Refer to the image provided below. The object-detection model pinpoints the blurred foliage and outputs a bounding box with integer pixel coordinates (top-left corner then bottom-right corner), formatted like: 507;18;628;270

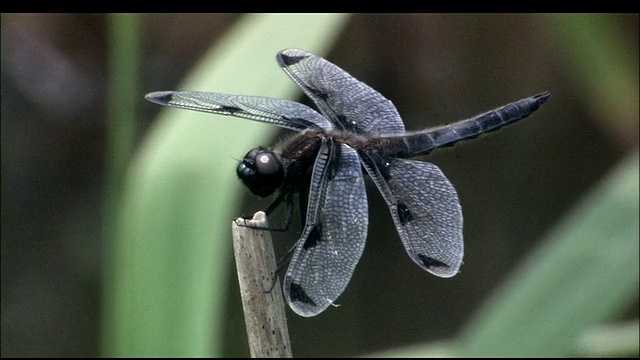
545;14;638;145
456;149;638;357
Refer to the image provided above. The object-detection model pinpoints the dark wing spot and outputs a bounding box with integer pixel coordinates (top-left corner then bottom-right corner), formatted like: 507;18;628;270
303;223;323;250
307;87;328;101
417;254;450;269
287;278;316;306
397;202;414;225
282;116;319;129
218;105;242;114
278;54;307;66
145;91;173;105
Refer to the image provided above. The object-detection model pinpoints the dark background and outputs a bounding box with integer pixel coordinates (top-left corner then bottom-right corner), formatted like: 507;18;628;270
1;13;638;357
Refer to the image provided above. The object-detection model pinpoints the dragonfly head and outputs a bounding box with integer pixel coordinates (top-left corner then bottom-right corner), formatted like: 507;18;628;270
236;147;285;198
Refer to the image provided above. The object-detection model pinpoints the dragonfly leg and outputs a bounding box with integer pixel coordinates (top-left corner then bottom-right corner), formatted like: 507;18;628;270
264;240;297;293
235;191;294;232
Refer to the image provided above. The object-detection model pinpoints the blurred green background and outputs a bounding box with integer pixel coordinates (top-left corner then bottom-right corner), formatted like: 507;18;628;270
1;13;638;357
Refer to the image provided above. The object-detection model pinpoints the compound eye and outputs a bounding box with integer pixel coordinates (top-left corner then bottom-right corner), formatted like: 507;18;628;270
236;162;255;178
254;152;280;176
236;148;285;198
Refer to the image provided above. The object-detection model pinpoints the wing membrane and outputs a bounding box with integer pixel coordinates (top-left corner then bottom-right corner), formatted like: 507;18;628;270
284;142;368;317
145;90;333;131
360;152;463;277
276;49;405;135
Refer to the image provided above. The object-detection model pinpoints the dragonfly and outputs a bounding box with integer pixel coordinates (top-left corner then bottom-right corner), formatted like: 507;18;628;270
145;48;550;317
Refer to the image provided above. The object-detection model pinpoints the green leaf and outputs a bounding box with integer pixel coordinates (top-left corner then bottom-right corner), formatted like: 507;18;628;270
457;149;639;357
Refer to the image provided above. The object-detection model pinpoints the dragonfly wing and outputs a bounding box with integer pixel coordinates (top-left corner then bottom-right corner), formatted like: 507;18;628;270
145;90;333;131
360;152;463;277
276;48;405;135
284;142;368;317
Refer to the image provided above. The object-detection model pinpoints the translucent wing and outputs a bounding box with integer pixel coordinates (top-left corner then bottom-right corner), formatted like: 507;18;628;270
360;153;463;277
145;90;333;131
276;48;406;135
284;142;368;317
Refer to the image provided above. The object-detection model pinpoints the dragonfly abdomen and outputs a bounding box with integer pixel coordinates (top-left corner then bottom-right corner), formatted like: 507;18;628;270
375;92;550;158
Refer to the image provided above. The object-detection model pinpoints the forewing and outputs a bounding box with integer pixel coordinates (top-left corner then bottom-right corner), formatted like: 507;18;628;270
284;143;368;317
276;48;405;135
145;90;333;131
360;153;463;277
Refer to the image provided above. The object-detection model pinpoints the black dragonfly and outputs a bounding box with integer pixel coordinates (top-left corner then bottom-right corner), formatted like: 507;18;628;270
145;48;550;317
